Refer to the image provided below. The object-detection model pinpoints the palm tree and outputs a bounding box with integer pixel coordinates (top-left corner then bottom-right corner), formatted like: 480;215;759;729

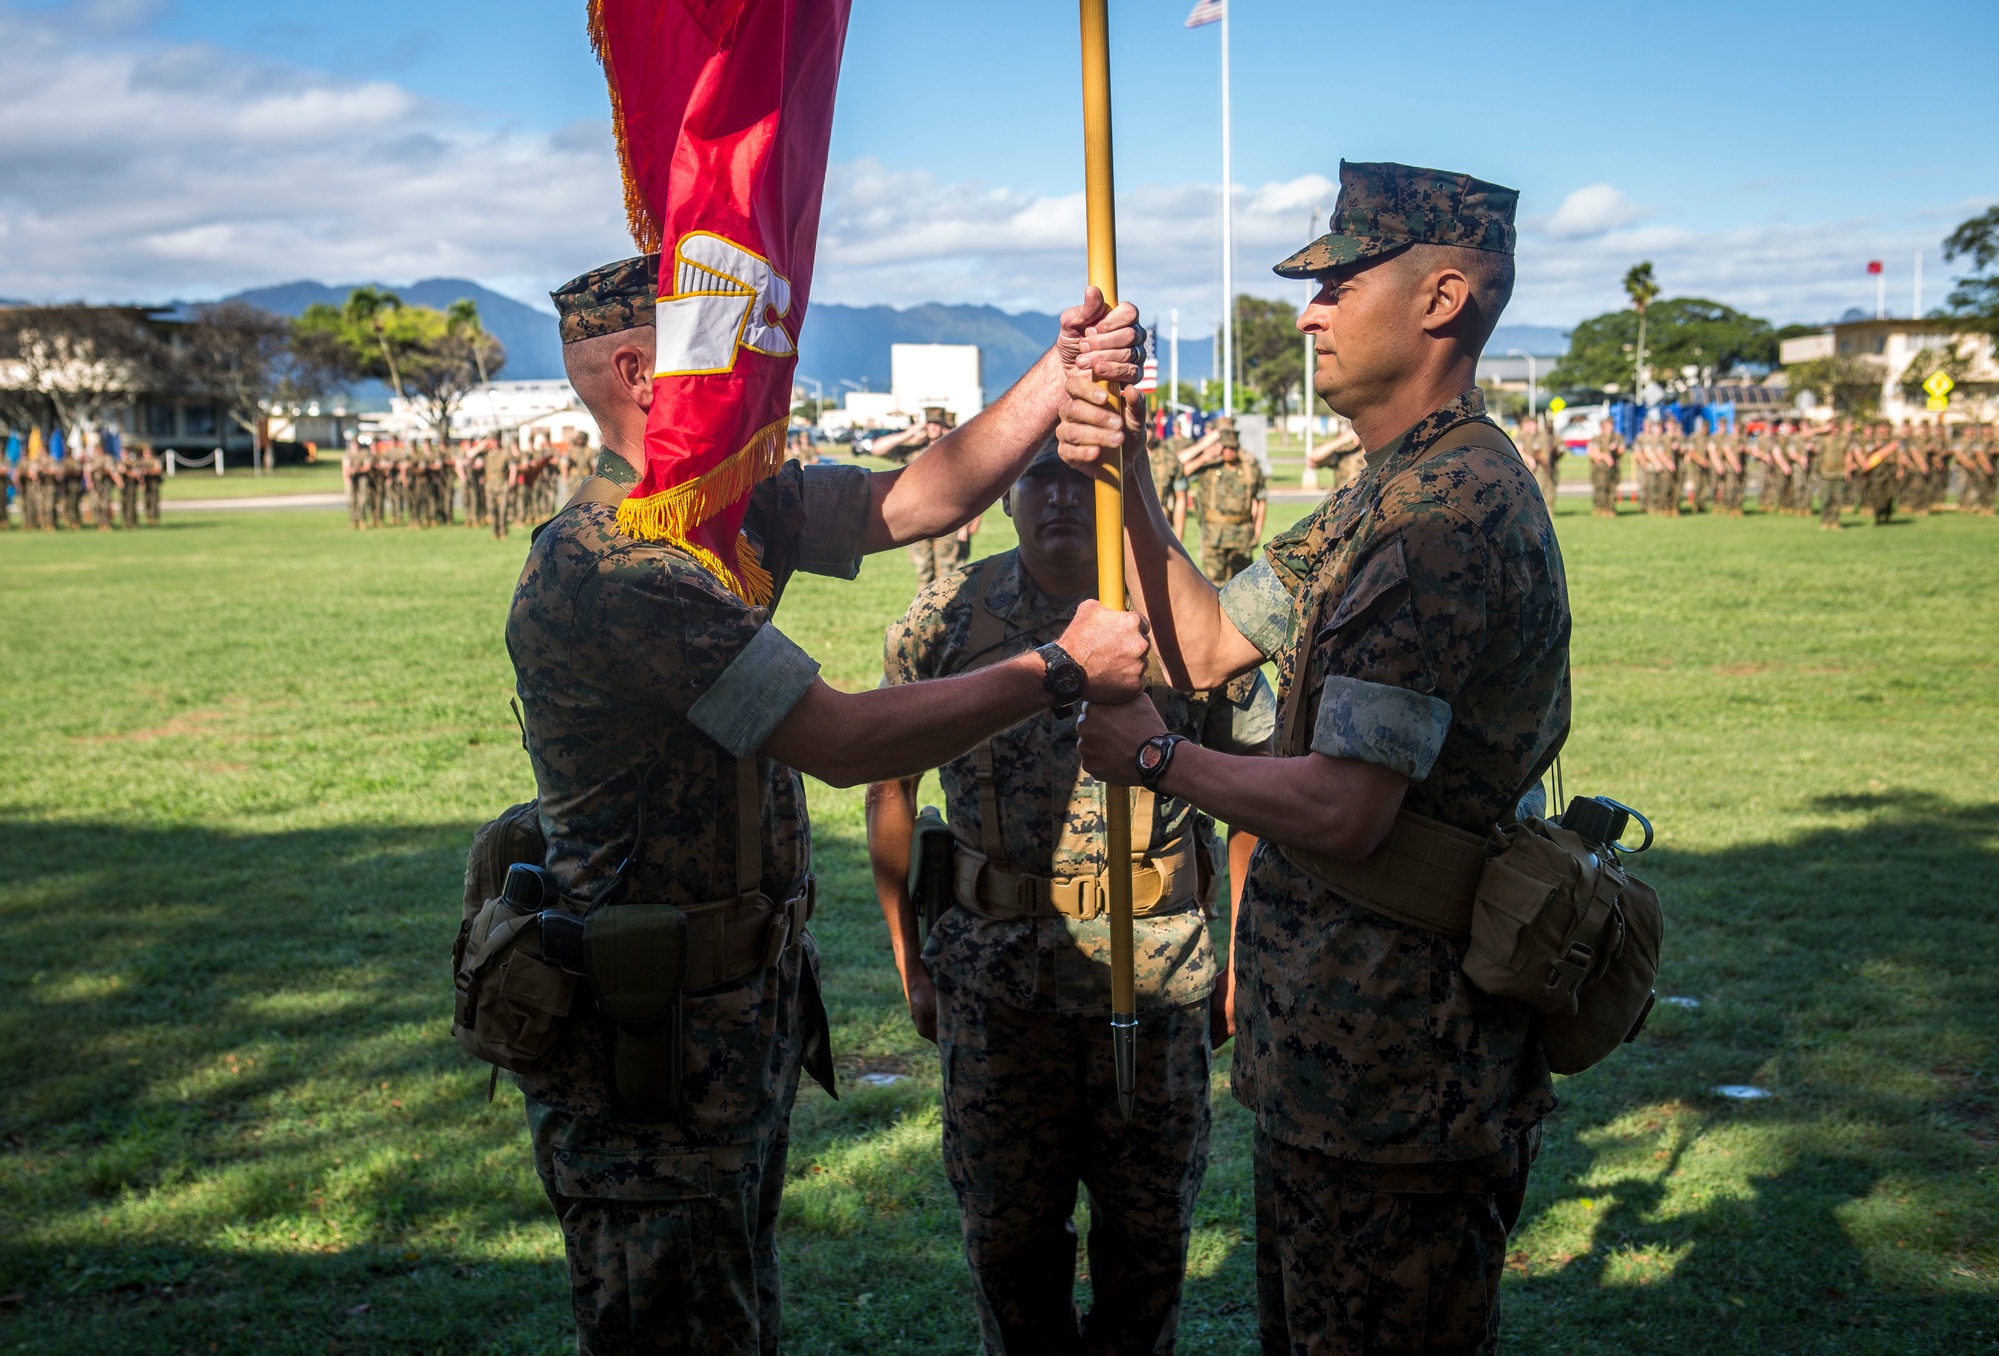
1623;262;1660;403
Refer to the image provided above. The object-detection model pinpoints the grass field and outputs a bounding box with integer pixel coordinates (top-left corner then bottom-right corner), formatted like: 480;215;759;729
1;492;1995;1354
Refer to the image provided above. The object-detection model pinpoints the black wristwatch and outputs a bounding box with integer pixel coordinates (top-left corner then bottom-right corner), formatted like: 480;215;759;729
1035;642;1086;716
1134;733;1187;789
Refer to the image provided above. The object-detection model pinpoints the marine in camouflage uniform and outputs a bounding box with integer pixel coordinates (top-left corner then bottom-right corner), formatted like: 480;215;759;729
1814;421;1849;529
872;448;1277;1356
1957;424;1995;514
874;410;978;588
1713;425;1746;515
512;255;1148;1356
1068;161;1567;1356
1516;415;1559;507
1186;435;1266;584
1586;420;1622;516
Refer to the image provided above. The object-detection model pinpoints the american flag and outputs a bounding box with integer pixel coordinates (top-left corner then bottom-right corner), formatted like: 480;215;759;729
1185;0;1224;28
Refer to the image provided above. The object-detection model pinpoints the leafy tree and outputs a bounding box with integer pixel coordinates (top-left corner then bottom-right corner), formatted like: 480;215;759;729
1550;296;1777;395
177;301;335;464
1785;355;1881;415
1941;205;1999;335
1234;294;1302;416
295;290;504;441
0;305;164;437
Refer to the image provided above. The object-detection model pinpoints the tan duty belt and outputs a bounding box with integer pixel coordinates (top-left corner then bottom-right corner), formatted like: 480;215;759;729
1268;419;1533;938
940;555;1196;925
951;837;1198;923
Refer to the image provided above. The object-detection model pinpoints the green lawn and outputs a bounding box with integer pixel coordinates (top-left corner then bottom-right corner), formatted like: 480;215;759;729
1;494;1995;1353
158;462;346;500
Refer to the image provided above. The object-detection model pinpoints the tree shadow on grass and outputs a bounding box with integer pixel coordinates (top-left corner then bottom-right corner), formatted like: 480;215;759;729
3;793;1996;1353
1504;790;1999;1353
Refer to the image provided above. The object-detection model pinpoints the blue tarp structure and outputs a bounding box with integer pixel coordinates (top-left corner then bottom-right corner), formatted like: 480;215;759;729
49;429;65;460
4;433;18;465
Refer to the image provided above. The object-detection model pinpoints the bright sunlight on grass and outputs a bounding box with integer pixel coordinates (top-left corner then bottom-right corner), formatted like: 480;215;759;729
1;491;1995;1353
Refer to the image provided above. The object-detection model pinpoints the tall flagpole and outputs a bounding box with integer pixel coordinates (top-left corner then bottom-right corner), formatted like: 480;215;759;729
1219;0;1234;419
1078;0;1138;1119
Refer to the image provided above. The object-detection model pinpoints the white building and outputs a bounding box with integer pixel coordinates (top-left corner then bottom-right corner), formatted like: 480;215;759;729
376;378;583;440
1781;319;1998;422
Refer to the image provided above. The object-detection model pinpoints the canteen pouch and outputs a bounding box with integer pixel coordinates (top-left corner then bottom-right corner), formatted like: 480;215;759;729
452;861;578;1074
1464;817;1663;1076
585;904;690;1122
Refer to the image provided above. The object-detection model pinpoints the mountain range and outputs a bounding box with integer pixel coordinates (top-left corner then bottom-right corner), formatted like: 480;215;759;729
217;277;1572;404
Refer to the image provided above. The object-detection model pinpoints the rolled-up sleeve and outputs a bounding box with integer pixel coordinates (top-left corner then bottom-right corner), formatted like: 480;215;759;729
796;463;871;579
687;622;821;757
1218;557;1292;659
1310;675;1451;780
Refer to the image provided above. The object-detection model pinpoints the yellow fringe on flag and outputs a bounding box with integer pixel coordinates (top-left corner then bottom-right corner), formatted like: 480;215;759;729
616;417;788;605
587;0;662;254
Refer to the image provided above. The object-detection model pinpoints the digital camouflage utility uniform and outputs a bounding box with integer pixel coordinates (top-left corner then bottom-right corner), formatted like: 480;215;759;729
1586;428;1622;516
884;548;1276;1356
1216;384;1568;1356
1188;453;1266;584
508;420;872;1348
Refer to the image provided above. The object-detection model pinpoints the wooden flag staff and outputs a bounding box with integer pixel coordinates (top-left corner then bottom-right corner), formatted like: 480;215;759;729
1078;0;1137;1119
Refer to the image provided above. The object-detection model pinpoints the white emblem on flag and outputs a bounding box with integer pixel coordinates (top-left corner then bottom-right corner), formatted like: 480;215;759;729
1185;0;1224;28
655;231;796;378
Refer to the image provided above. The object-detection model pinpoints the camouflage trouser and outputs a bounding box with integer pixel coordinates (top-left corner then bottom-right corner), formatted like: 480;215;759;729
936;978;1213;1356
1867;469;1897;524
1588;461;1617;515
1199;526;1256;586
1688;465;1714;512
1815;474;1844;526
527;1097;794;1356
1716;469;1745;514
909;535;970;588
1252;1129;1532;1356
143;482;160;525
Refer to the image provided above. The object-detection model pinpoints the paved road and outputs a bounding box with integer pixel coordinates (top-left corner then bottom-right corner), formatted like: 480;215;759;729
162;494;347;511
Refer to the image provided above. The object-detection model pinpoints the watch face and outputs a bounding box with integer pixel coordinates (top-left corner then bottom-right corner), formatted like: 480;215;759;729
1138;742;1164;771
1053;666;1084;698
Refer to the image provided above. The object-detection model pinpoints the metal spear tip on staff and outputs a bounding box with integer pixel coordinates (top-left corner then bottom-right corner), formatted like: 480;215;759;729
1077;0;1137;1120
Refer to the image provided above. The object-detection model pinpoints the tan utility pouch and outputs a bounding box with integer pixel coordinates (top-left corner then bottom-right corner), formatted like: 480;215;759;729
451;802;574;1074
1466;820;1662;1075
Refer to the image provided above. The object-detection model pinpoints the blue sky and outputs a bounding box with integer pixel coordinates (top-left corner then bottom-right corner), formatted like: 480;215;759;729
3;0;1994;332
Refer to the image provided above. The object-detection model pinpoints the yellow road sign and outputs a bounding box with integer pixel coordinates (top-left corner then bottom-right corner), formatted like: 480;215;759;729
1927;393;1949;412
1549;396;1567;413
1922;370;1954;399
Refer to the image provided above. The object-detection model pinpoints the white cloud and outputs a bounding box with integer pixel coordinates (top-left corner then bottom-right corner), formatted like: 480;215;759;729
0;5;1972;336
0;3;630;307
1533;183;1654;240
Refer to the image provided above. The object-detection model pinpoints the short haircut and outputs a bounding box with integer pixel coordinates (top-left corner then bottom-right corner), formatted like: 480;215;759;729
1395;243;1515;356
562;325;654;423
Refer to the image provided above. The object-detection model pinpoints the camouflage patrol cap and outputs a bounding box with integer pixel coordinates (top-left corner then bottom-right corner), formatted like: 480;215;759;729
1274;160;1518;280
550;254;660;343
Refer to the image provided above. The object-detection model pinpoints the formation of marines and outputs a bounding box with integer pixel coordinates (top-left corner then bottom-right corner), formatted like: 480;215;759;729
497;158;1569;1356
1579;416;1997;527
339;433;595;537
6;438;162;530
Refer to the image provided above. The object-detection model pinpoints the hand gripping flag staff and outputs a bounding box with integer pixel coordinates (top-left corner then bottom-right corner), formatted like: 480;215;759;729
589;0;852;604
1077;0;1139;1119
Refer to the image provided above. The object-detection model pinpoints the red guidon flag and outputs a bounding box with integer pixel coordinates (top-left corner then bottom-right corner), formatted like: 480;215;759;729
589;0;851;603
